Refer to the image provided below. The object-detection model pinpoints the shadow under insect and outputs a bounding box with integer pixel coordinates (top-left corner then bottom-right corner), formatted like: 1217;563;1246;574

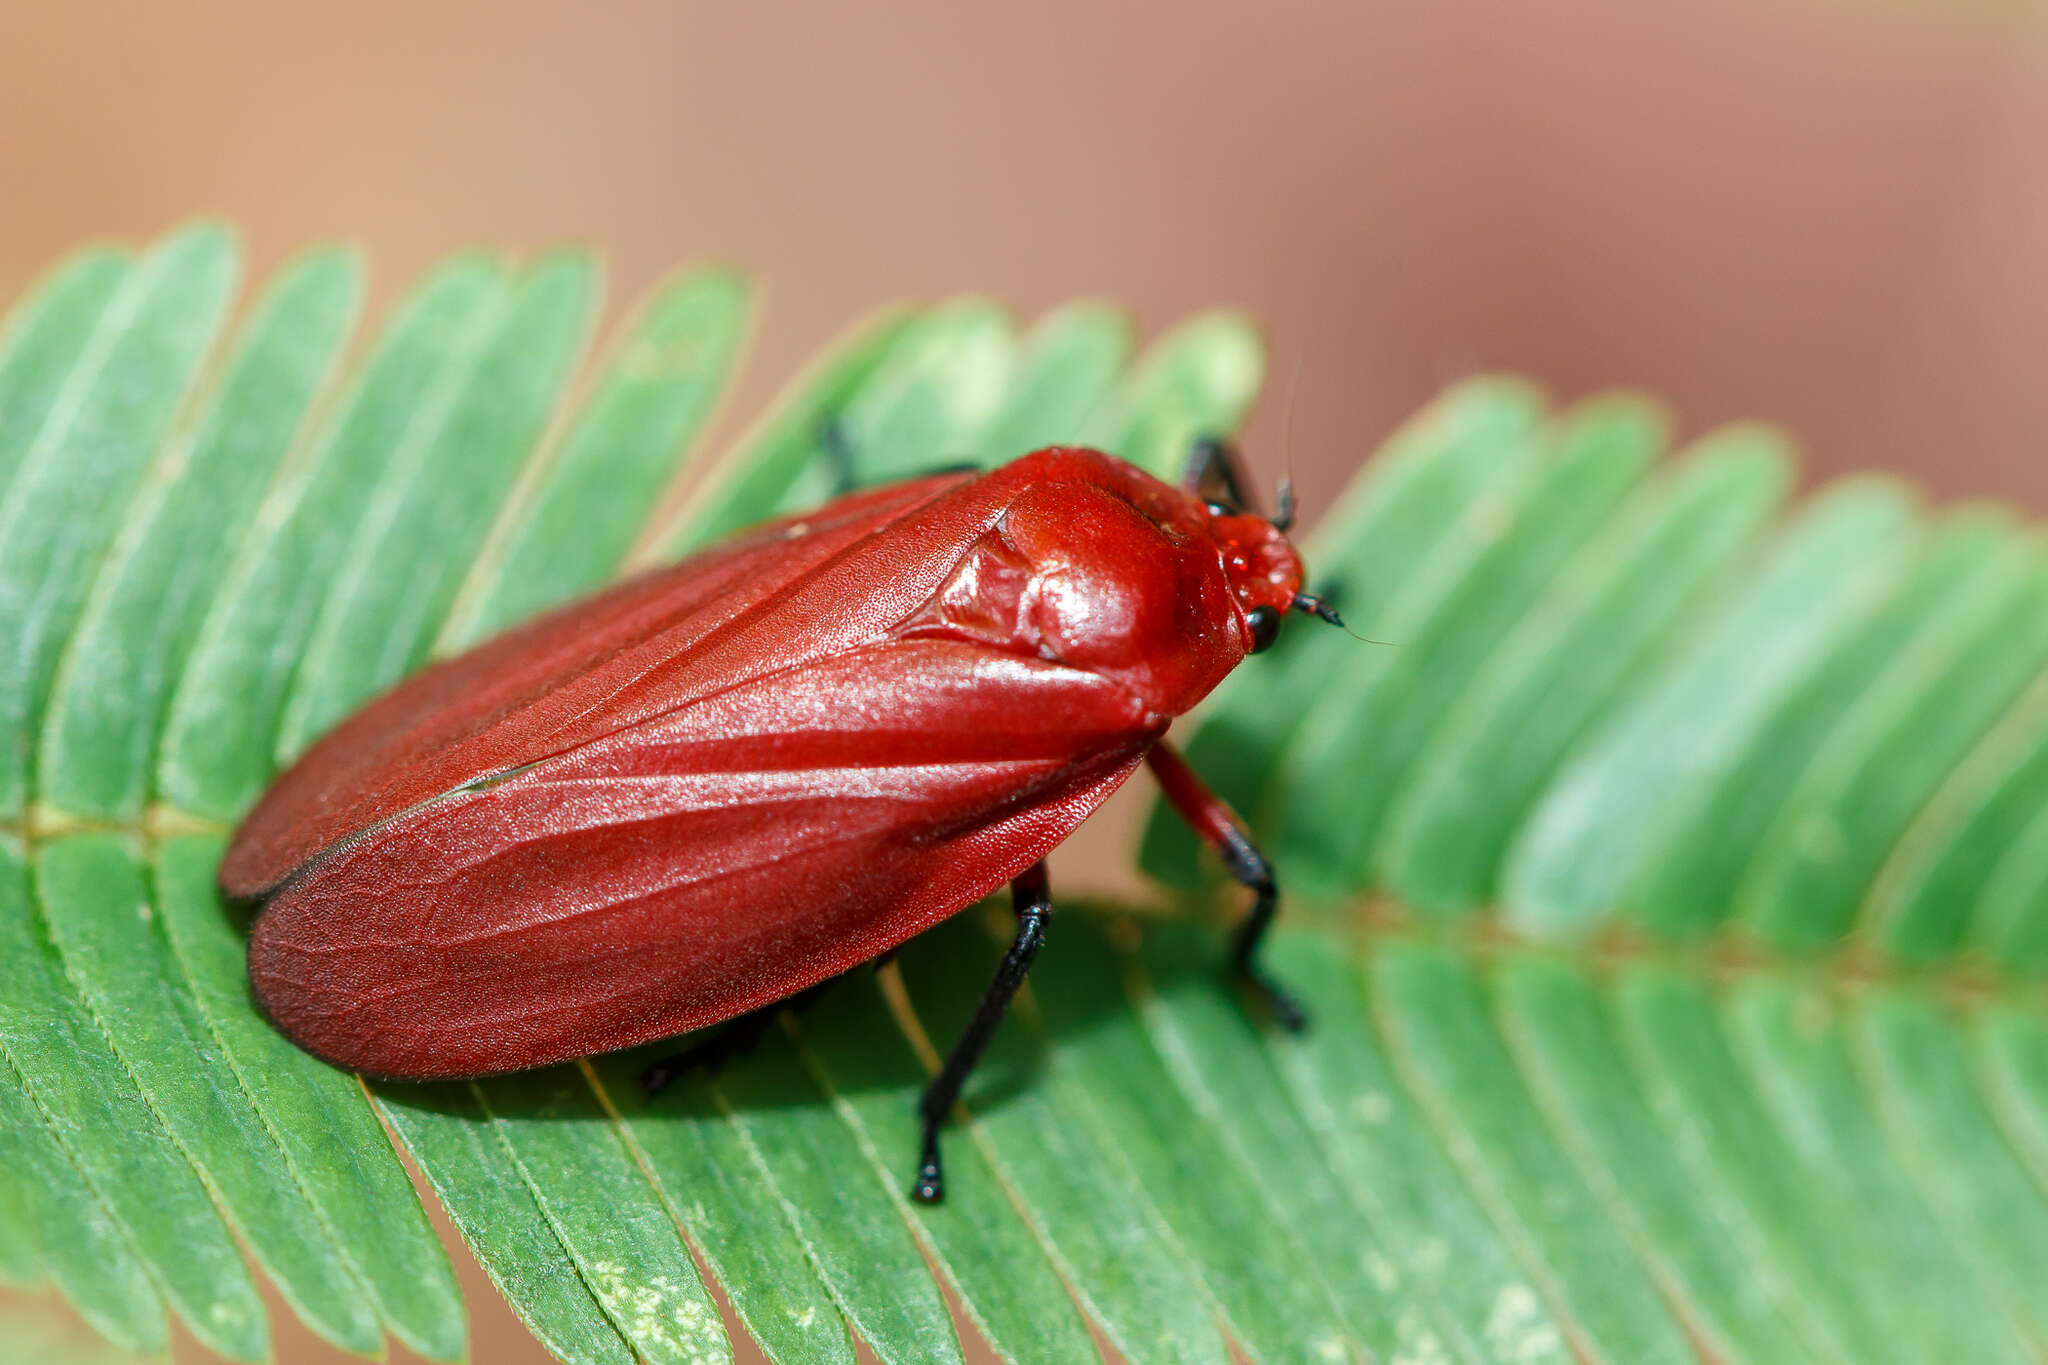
369;902;1249;1198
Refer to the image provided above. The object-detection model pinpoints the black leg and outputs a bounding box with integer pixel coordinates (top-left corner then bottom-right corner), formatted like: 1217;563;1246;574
820;417;861;497
821;416;985;498
1180;434;1260;518
1144;744;1308;1032
639;978;836;1097
1214;825;1307;1032
912;862;1052;1204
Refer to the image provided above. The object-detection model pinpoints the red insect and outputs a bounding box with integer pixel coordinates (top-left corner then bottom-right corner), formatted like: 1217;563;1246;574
224;440;1341;1200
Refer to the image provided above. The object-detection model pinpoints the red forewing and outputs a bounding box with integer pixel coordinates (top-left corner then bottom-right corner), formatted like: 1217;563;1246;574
248;639;1157;1076
222;470;977;899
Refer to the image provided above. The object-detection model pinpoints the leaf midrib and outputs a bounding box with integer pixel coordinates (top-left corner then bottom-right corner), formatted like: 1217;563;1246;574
13;796;2040;1016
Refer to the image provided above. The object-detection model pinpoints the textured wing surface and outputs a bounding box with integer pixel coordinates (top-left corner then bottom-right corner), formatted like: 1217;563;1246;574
249;639;1159;1076
221;472;979;897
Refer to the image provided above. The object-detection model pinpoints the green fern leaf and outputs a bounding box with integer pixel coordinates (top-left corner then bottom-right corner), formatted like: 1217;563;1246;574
5;225;2048;1365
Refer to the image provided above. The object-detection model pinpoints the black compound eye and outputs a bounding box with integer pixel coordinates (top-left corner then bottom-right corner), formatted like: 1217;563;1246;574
1245;605;1282;653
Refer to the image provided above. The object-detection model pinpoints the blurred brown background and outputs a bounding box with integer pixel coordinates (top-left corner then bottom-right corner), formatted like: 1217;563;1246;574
5;1;2047;1361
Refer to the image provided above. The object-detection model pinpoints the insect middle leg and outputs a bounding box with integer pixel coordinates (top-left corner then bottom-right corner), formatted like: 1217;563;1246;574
1145;743;1308;1031
912;861;1052;1204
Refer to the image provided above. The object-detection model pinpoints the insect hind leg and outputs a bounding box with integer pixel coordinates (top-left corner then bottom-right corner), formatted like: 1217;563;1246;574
820;416;983;496
639;978;836;1097
820;417;863;497
912;862;1052;1204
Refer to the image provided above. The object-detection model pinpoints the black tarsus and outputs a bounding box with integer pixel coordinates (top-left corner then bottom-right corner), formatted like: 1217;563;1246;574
1215;825;1308;1032
912;862;1053;1204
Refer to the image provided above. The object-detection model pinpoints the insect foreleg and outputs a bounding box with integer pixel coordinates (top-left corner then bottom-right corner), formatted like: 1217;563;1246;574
1144;744;1308;1032
1180;434;1252;513
911;861;1052;1204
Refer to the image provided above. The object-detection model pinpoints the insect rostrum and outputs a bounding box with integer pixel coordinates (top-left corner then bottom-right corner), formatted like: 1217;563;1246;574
225;441;1336;1201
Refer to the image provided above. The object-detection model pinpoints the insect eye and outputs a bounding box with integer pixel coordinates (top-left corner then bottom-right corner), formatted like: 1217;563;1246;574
1245;605;1282;653
1205;499;1235;519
